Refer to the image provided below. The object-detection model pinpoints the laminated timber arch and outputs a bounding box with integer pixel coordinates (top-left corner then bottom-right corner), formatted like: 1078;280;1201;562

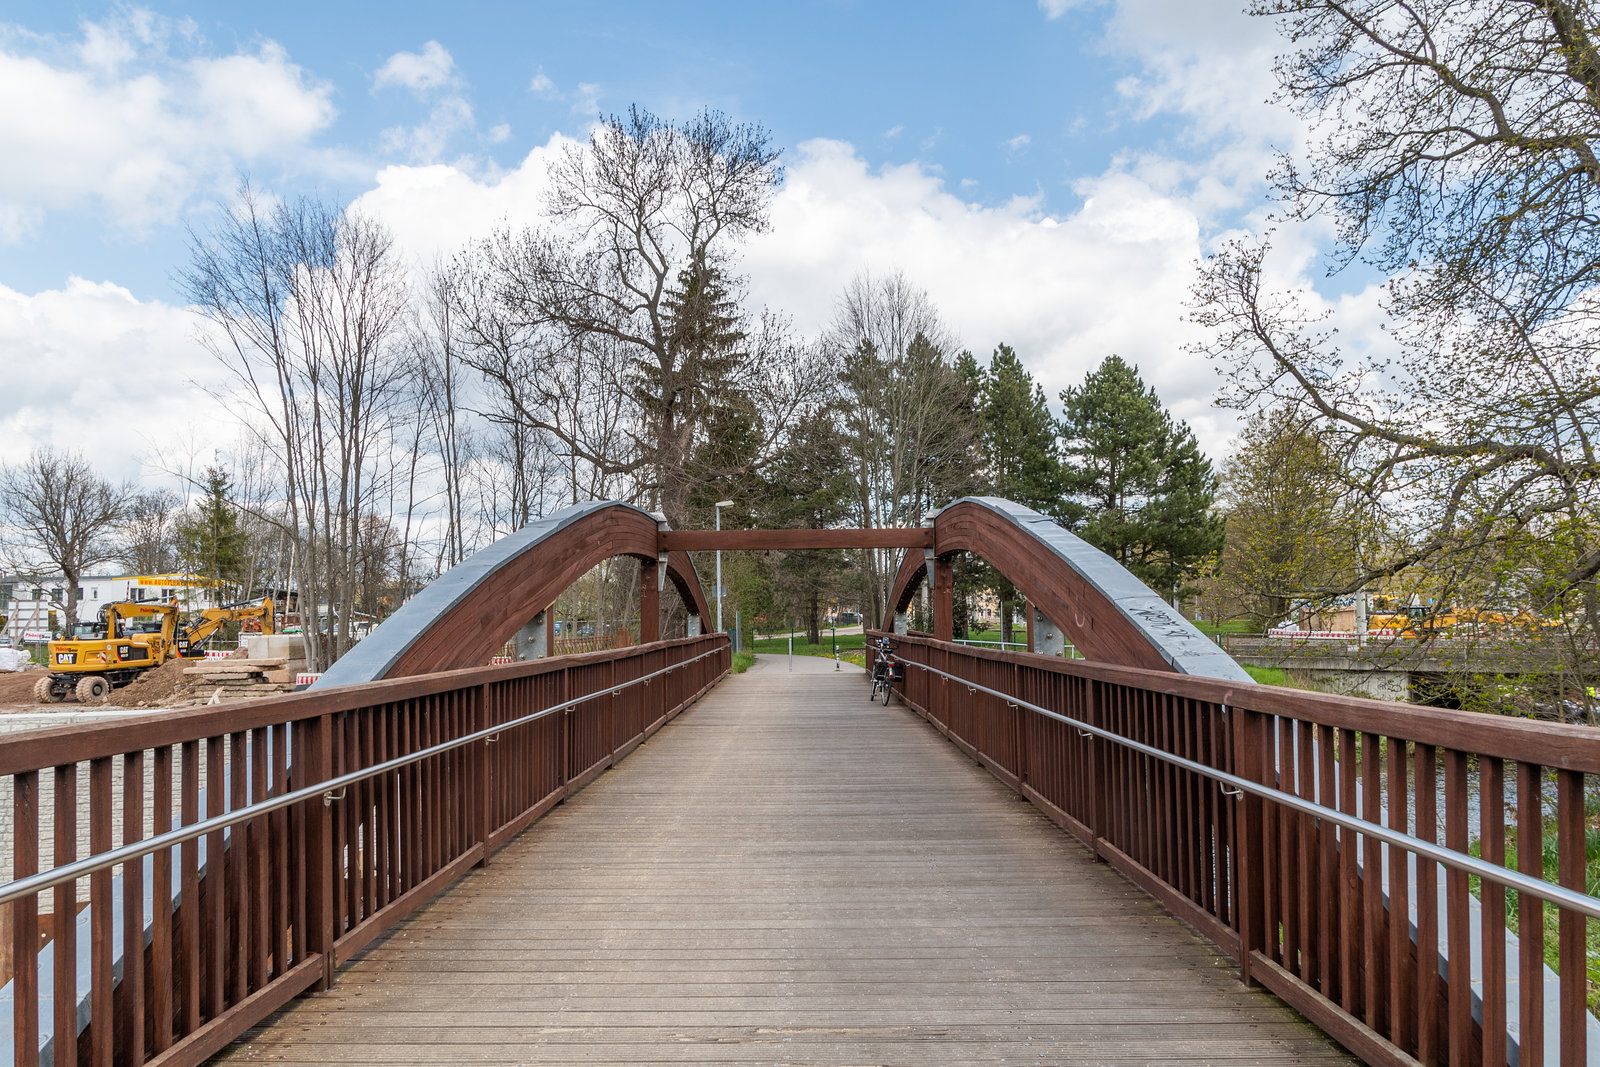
318;501;714;687
886;496;1250;682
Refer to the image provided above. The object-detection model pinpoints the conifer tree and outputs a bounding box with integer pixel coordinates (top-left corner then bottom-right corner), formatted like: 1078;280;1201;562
971;344;1062;641
177;466;248;606
1058;356;1222;597
981;344;1061;510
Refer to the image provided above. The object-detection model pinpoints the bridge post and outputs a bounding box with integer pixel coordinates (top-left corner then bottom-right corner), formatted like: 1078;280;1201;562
893;611;908;636
687;614;701;637
1032;607;1065;657
640;559;660;643
515;609;550;660
932;556;953;642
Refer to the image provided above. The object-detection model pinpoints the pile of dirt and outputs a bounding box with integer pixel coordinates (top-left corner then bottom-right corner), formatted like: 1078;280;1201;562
0;668;45;705
114;658;194;706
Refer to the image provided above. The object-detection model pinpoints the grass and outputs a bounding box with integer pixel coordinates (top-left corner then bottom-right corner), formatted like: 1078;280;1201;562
1245;665;1294;686
731;651;754;674
1194;619;1258;638
749;633;867;668
751;633;865;656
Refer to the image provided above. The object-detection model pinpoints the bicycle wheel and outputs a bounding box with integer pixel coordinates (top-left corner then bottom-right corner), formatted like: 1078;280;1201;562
879;671;893;705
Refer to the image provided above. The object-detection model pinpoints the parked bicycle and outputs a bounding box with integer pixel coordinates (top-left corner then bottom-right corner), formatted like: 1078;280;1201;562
869;636;900;705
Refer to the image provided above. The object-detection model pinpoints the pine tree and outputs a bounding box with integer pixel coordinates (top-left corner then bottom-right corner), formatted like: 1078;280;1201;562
177;466;248;606
980;344;1061;511
639;255;749;523
1058;355;1222;597
971;344;1062;641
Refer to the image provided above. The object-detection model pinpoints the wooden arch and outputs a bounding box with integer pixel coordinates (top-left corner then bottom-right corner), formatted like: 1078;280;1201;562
319;501;714;685
884;497;1249;681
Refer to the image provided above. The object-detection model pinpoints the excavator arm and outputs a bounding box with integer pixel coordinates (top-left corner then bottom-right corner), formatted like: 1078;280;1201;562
181;598;276;653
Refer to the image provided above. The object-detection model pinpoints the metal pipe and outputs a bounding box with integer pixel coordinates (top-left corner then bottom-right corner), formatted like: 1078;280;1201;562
0;643;728;906
904;656;1600;921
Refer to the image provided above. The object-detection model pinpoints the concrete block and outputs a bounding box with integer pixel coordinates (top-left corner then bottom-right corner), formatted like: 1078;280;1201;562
246;634;307;661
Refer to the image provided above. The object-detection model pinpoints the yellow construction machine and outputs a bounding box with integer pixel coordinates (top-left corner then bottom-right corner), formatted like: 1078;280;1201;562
36;597;275;704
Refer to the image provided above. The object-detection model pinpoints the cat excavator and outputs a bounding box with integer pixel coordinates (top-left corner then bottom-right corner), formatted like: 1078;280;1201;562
36;597;275;704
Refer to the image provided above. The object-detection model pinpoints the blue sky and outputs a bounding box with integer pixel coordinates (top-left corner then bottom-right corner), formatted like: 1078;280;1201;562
0;1;1362;479
2;1;1166;300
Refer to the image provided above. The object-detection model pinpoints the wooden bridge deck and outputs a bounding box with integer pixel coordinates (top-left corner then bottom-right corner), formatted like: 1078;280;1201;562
218;660;1353;1065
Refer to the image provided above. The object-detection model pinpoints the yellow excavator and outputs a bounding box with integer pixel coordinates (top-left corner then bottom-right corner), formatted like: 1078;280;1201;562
36;597;275;704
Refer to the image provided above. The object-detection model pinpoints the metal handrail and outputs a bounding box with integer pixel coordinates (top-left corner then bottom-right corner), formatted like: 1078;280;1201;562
900;657;1600;922
0;644;727;907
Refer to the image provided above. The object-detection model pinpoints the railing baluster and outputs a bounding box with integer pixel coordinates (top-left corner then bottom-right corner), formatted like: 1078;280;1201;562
1445;748;1472;1064
1360;731;1384;1026
1515;759;1544;1066
1557;769;1587;1063
89;756;112;1067
1388;735;1412;1050
1415;743;1440;1064
120;750;145;1066
204;735;225;1021
152;745;173;1052
229;731;249;1006
1338;727;1361;1016
1481;756;1507;1067
1317;722;1337;998
54;763;77;1067
250;727;270;992
1296;720;1315;982
13;769;39;1067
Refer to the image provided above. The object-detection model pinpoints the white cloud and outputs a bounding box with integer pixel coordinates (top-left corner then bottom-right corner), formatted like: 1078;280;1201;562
528;68;555;94
572;82;601;116
0;11;334;240
374;41;457;94
347;134;1247;456
0;278;229;481
883;124;904;139
381;96;476;163
742;139;1240;447
1006;133;1031;153
1038;0;1081;17
486;123;511;144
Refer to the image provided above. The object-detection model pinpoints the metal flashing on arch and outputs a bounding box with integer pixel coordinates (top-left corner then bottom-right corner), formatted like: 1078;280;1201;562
889;496;1252;683
317;501;712;688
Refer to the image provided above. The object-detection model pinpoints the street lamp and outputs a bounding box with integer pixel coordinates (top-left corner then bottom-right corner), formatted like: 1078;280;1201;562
714;500;735;634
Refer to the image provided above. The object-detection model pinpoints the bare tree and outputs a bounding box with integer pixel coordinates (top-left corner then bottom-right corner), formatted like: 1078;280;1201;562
1193;0;1600;712
410;262;479;567
455;108;793;523
119;488;182;574
830;271;980;621
183;185;411;668
0;449;135;631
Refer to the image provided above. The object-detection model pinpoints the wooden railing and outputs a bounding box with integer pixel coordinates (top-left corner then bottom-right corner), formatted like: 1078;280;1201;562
873;631;1600;1067
1;633;730;1067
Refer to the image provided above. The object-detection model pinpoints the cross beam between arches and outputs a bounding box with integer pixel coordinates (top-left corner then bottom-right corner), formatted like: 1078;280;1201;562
659;528;933;551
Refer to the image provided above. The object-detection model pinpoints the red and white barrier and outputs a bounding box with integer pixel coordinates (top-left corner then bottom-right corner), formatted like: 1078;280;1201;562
490;655;514;664
203;650;234;660
295;673;321;686
1266;628;1400;640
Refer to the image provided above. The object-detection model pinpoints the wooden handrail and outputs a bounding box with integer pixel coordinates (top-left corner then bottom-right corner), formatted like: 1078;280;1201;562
2;634;731;1067
874;629;1600;1066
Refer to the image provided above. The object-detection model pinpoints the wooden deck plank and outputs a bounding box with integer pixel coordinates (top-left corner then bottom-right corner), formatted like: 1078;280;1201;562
216;668;1354;1065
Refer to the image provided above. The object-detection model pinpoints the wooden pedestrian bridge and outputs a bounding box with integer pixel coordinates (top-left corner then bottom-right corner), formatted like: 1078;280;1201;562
2;498;1597;1066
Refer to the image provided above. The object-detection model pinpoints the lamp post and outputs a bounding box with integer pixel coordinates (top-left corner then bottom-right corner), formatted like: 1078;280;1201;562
714;500;734;633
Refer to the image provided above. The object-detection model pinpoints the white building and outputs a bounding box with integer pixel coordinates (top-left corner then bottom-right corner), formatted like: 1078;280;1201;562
0;572;216;642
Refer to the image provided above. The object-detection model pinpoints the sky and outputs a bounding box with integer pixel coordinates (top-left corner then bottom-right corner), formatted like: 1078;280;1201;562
0;0;1375;484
